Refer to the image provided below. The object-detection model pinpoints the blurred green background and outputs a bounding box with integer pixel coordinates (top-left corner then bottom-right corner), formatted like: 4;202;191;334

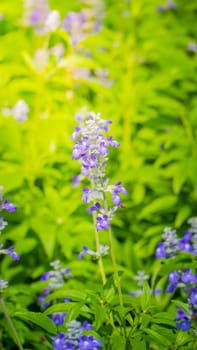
0;0;196;293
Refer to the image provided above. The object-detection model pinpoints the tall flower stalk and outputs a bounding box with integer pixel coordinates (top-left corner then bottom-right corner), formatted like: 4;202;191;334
72;109;127;306
0;187;23;350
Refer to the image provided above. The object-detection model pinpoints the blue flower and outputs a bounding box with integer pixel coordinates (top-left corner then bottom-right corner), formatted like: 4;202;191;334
96;214;110;231
49;312;66;326
189;288;197;307
78;246;89;260
79;335;102;349
5;246;20;260
175;307;191;331
2;199;17;212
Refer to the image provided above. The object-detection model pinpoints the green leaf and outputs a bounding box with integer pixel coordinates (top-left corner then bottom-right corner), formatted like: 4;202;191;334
93;304;107;330
144;328;171;347
66;302;85;322
45;289;87;302
175;205;191;228
152;312;175;327
111;335;126;350
14;311;57;335
139;195;178;218
140;281;151;310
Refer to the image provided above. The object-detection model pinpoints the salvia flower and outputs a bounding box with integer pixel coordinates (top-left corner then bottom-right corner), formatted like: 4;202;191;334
78;244;109;260
23;0;50;34
52;320;102;350
4;246;20;261
0;279;8;291
2;198;17;213
38;260;72;310
175;306;191;331
12;100;29;123
129;270;161;297
156;218;197;330
155;227;179;259
72;109;127;232
0;189;19;259
49;312;66;326
62;11;87;45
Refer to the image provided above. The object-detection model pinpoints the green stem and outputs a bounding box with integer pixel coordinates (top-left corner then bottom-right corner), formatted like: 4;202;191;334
107;224;123;307
103;196;123;307
90;179;106;285
0;297;24;350
92;210;107;285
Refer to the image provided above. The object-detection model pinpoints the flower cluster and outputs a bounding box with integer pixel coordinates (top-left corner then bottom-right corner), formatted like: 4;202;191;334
155;219;197;259
157;0;178;13
72;109;127;232
0;187;19;293
62;12;87;45
128;271;161;297
38;260;71;325
0;187;19;263
52;320;102;350
156;218;197;331
23;0;50;33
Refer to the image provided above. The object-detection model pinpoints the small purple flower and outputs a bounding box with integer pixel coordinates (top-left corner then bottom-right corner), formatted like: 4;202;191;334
40;272;50;281
78;246;89;260
29;8;40;25
96;214;110;231
175;307;191;331
72;175;81;187
79;335;102;350
62;11;87;45
82;188;91;203
168;271;179;285
128;290;142;297
5;246;20;261
52;332;66;350
81;321;93;331
189;288;197;306
71;126;81;141
155;242;166;258
181;269;194;284
49;312;66;326
3;199;17;212
107;136;119;147
87;202;101;214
